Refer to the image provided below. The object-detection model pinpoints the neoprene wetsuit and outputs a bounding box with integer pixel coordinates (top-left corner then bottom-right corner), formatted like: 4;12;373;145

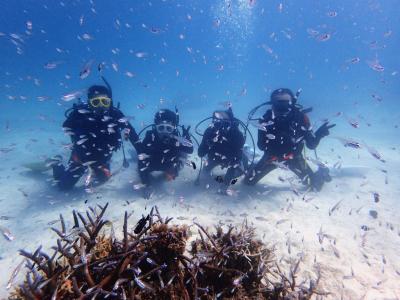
244;107;326;190
53;104;139;190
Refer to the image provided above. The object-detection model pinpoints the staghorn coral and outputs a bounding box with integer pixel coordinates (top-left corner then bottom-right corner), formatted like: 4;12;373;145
9;204;328;299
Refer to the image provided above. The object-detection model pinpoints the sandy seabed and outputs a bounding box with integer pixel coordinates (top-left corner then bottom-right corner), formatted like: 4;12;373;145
0;127;399;299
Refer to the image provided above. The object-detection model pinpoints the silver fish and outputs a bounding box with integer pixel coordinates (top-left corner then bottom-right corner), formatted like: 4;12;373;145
76;138;88;145
134;277;154;291
0;225;15;241
276;218;289;225
6;260;25;289
79;59;93;79
329;200;342;216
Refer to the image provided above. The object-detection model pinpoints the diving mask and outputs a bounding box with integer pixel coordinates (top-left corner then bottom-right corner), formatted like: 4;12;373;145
156;123;175;134
89;96;112;108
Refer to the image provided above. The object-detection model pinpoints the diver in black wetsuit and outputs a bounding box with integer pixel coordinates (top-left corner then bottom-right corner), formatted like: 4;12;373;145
244;88;335;191
198;108;246;194
51;82;140;190
137;109;193;199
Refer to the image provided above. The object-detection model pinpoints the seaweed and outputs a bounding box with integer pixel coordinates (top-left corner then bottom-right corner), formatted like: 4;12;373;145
9;203;327;299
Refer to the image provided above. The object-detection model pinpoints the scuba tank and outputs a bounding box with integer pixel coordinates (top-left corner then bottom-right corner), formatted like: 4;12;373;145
194;108;257;169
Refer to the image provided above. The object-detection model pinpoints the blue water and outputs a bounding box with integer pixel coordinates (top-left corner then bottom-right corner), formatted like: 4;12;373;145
0;0;400;297
1;1;399;127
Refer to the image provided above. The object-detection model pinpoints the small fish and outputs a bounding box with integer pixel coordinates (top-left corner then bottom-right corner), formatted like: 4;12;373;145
276;218;289;225
81;33;93;40
134;277;154;291
62;91;82;102
133;183;146;190
138;153;151;161
135;52;148;58
146;257;157;266
317;226;325;244
0;147;14;154
26;20;33;30
343;115;360;128
111;62;118;72
78;109;90;114
372;192;380;203
44;61;63;70
307;28;319;37
18;188;28;197
348;57;360;64
230;178;238;185
330;244;340;258
367;60;384;72
47;219;60;225
81;161;97;167
79;59;93;79
134;215;149;234
333;136;362;149
125;71;135;78
371;93;383;102
363;142;385;162
255;216;268;221
97;62;105;72
0;225;15;241
6;260;25;290
76;138;88;146
226;189;237;196
185;161;196;170
0;216;12;220
84;169;93;187
149;27;162;34
369;210;378;219
79;15;84;26
215;176;224;183
316;33;331;42
327;11;337;17
361;225;369;231
329;200;342;216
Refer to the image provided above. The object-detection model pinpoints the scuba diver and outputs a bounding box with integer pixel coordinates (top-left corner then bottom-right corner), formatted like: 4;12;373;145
51;79;140;190
244;88;335;191
136;108;193;199
197;108;246;194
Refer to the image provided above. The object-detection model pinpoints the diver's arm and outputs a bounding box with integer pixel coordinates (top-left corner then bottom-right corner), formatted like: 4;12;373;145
112;108;141;151
257;129;267;151
231;130;245;161
137;131;154;155
302;113;320;150
62;110;82;142
124;122;141;151
305;120;335;150
305;130;320;150
179;135;194;154
198;127;213;157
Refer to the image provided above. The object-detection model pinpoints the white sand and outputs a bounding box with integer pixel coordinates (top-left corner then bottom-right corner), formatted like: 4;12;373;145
0;127;399;299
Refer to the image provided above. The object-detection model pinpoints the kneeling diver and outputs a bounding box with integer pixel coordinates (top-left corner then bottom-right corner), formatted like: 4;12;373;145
244;88;335;191
197;108;247;194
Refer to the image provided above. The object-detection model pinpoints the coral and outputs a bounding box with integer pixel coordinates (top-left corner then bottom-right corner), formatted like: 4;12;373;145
9;204;328;299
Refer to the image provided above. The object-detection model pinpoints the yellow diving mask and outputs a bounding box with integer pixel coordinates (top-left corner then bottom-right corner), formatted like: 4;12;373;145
89;96;111;108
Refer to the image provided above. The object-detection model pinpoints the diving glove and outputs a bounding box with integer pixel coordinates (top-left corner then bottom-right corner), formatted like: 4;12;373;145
315;122;336;139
